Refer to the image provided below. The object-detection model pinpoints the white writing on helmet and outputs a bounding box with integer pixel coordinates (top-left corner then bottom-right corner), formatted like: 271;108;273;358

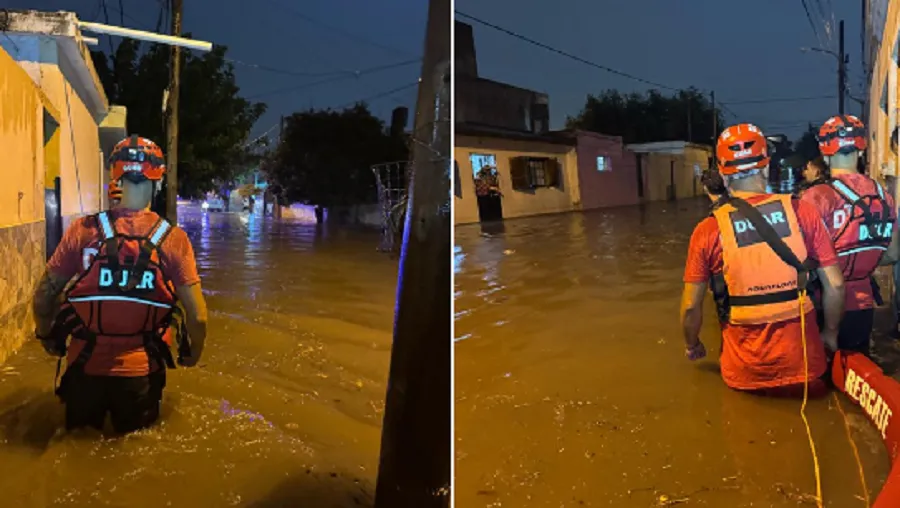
839;138;856;147
734;149;753;158
123;162;142;172
99;267;156;290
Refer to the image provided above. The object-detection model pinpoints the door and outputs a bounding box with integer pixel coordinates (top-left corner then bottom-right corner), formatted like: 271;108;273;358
43;108;62;260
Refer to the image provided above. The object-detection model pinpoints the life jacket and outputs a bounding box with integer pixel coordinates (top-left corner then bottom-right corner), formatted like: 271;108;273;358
52;211;179;373
826;178;894;282
711;194;815;325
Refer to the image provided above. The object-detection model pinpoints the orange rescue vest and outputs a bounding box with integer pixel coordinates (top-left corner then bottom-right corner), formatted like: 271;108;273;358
712;194;814;325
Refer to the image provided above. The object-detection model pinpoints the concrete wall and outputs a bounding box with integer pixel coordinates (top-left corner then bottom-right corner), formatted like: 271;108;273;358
574;131;641;210
868;3;900;198
636;145;710;203
1;34;104;228
454;135;579;224
455;77;549;133
0;46;48;363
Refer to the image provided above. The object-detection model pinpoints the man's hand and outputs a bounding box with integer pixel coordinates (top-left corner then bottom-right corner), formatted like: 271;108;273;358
37;335;65;357
685;341;707;361
33;271;70;337
821;328;839;354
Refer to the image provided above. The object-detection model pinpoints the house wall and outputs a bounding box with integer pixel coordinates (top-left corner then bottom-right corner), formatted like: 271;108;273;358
637;145;710;202
0;45;49;364
454;135;579;225
868;3;900;203
574;131;640;209
1;34;104;230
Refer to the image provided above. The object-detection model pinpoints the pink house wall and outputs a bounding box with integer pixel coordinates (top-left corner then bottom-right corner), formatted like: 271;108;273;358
574;131;640;210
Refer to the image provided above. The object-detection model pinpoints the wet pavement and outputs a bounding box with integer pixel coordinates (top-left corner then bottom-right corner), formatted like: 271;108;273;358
454;199;896;507
0;208;396;507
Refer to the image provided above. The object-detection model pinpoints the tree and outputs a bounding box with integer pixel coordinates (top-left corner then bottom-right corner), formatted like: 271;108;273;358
268;104;408;221
90;39;266;198
566;87;724;145
793;123;821;161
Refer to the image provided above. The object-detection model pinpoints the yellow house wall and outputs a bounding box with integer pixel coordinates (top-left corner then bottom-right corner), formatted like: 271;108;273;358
454;135;579;225
641;147;708;202
38;63;102;223
869;3;900;193
0;45;50;365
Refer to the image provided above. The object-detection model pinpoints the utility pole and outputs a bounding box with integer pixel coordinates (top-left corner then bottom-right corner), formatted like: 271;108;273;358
165;0;183;223
687;99;692;143
710;90;717;170
373;0;450;505
839;19;846;115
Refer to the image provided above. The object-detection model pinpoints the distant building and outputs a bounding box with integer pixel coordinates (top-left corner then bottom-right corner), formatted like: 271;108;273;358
0;9;127;363
625;141;712;202
453;21;709;225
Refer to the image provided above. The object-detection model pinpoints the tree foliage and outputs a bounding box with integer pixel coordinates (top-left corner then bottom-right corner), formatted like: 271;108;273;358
267;105;408;207
90;39;267;198
793;123;821;161
566;88;724;145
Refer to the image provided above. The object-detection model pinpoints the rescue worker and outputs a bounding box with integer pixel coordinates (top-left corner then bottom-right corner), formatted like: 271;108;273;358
32;135;208;433
798;115;896;356
799;155;830;191
681;123;845;395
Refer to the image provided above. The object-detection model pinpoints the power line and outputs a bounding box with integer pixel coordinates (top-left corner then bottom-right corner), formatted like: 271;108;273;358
800;0;828;49
335;80;420;110
259;0;418;59
721;95;837;105
455;11;682;92
246;58;421;100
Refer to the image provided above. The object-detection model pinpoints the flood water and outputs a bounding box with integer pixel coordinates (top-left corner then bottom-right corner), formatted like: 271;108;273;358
0;208;397;507
454;199;895;508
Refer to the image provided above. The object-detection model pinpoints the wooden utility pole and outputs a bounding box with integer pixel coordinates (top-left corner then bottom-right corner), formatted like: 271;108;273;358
711;90;717;138
838;19;846;115
373;0;450;505
165;0;183;223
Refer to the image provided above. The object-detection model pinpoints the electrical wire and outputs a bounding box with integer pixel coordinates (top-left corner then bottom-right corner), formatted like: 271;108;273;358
455;11;682;92
334;81;419;110
259;0;418;59
246;58;421;100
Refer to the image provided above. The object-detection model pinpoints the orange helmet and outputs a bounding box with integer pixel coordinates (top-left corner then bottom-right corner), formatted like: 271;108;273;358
108;180;122;201
716;123;769;175
817;115;867;156
109;135;166;183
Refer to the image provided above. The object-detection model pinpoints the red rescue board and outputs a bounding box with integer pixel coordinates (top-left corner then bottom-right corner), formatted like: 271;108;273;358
832;351;900;507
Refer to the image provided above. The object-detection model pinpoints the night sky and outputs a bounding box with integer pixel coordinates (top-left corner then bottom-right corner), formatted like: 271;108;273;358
5;0;427;142
455;0;865;142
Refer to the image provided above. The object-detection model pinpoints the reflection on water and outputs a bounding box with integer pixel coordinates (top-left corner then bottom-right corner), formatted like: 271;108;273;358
454;200;891;507
0;208;396;507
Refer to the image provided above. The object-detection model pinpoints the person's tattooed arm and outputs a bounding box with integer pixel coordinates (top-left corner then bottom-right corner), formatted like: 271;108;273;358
33;271;70;338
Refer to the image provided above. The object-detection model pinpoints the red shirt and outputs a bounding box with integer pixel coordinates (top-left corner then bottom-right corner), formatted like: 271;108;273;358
799;173;895;311
684;195;837;391
47;208;200;376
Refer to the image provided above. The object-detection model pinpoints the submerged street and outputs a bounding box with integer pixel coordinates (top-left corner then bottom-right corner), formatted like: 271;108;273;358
454;199;895;507
0;209;396;507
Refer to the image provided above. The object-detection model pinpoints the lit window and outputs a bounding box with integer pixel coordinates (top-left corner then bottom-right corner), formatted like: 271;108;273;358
596;156;611;172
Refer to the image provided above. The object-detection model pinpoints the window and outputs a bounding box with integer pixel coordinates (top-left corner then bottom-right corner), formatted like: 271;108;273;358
882;72;889;113
510;156;561;190
469;153;496;178
596;156;611;172
454;160;462;198
694;163;702;177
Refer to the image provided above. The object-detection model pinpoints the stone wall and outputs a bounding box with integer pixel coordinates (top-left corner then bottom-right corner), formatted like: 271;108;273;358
0;221;44;364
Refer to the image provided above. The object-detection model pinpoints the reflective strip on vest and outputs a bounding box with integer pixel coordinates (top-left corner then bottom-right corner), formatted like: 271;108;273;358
832;179;861;202
150;220;171;245
838;245;889;257
68;295;173;309
97;212;115;240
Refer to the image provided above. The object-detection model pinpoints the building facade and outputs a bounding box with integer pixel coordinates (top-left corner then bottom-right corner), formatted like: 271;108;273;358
569;130;641;210
454;127;579;225
626;141;712;202
0;10;126;362
865;0;899;193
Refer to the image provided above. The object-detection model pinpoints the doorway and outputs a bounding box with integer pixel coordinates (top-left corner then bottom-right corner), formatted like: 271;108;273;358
43;108;62;260
470;153;503;222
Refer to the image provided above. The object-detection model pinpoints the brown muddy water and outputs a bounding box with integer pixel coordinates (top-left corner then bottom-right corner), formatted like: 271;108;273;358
0;209;397;507
454;198;899;508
